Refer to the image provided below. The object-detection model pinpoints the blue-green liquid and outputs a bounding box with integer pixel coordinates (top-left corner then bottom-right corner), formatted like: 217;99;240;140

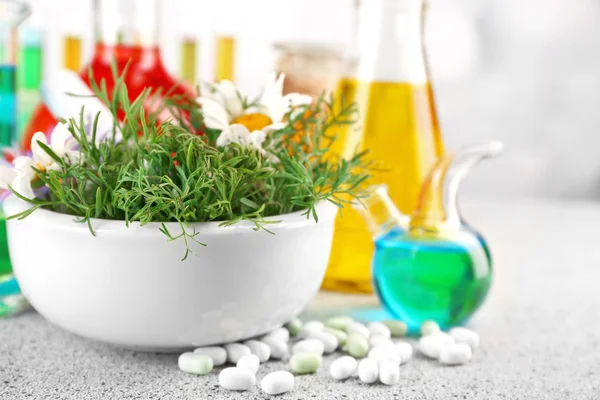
0;65;16;146
0;64;21;316
373;227;492;334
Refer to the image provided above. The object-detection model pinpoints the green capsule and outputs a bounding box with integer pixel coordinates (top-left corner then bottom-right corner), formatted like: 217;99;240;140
325;316;354;331
420;320;441;336
285;318;303;337
345;332;369;358
178;353;213;375
324;327;348;346
383;320;408;337
289;352;322;374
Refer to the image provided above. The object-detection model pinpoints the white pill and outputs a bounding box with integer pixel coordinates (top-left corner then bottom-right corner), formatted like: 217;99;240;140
243;340;271;362
368;344;401;365
330;355;358;380
358;358;379;384
439;343;473;365
219;367;256;391
193;346;227;366
304;320;324;331
263;327;290;343
346;322;370;338
237;354;260;374
432;331;455;346
261;371;294;395
308;331;339;353
224;343;251;364
369;334;393;348
178;352;213;375
449;327;480;350
292;339;324;355
368;322;391;338
419;334;453;359
379;360;400;386
297;321;324;339
261;337;289;360
395;341;413;362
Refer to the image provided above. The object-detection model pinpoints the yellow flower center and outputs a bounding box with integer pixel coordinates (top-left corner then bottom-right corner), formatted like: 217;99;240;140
232;113;272;132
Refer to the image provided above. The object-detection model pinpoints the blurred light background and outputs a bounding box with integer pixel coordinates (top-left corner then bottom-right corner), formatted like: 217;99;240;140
20;0;600;201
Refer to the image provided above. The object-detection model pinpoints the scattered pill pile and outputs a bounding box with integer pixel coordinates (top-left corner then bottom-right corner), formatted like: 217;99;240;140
177;317;480;395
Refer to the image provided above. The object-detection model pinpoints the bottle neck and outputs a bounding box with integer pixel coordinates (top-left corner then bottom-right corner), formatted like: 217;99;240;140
93;0;160;48
354;185;410;239
355;0;429;84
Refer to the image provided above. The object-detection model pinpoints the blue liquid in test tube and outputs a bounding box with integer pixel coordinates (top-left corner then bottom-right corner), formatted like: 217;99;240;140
0;64;16;146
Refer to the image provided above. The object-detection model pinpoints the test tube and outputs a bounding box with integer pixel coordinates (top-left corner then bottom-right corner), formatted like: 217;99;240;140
0;0;30;147
214;35;235;83
180;36;198;86
18;23;43;140
63;34;82;72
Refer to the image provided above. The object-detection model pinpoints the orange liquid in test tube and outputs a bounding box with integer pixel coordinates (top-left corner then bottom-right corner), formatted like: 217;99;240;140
63;35;82;72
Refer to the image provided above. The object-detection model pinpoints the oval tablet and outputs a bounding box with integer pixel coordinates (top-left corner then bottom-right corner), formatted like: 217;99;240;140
219;367;256;391
449;327;480;350
439;343;473;365
261;337;289;360
395;341;413;363
330;356;358;380
292;339;324;355
326;316;354;331
237;354;260;374
261;371;294;395
224;343;251;364
420;320;441;336
379;360;400;386
193;346;227;366
308;331;339;353
368;322;391;338
243;340;271;362
358;358;379;384
285;319;303;337
369;334;393;348
346;322;370;338
419;335;451;359
178;352;213;375
346;332;369;359
289;352;322;374
383;320;408;337
263;327;290;343
368;344;401;365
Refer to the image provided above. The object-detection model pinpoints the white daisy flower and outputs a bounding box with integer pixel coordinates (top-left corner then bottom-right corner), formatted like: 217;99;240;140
197;73;312;153
31;123;81;169
0;123;80;199
216;124;267;150
0;165;17;192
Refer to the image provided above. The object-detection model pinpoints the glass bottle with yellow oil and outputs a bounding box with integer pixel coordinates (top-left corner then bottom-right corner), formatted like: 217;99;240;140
322;0;445;293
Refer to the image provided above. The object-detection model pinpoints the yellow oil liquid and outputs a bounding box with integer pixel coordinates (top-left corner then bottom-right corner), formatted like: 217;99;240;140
180;38;198;86
215;36;235;82
63;35;82;72
322;78;445;293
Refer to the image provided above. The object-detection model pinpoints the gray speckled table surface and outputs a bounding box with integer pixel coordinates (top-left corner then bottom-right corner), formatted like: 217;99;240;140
0;199;598;399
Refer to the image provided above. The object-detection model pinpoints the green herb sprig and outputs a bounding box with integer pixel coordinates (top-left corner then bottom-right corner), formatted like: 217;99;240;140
11;66;372;259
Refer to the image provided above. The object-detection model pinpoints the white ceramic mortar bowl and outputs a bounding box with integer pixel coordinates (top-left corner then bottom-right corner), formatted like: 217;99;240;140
4;196;337;352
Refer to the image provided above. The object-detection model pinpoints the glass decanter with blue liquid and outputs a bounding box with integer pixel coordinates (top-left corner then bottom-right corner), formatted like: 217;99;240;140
356;142;503;333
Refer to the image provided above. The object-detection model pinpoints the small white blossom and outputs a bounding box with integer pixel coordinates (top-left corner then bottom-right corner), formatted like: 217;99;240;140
216;124;267;152
196;73;312;157
0;123;80;199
